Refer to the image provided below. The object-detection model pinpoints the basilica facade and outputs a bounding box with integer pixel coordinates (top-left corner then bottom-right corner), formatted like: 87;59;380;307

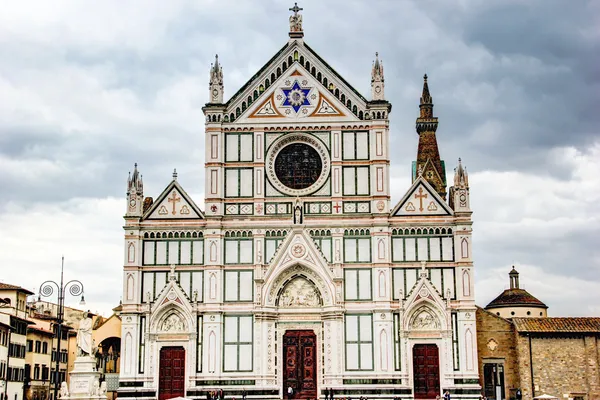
119;6;479;400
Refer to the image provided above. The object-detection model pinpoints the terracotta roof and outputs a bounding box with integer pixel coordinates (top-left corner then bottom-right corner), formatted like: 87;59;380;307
0;282;34;295
513;317;600;333
485;288;547;309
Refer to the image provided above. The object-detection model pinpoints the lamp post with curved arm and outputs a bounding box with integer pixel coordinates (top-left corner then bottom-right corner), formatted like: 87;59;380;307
38;257;85;400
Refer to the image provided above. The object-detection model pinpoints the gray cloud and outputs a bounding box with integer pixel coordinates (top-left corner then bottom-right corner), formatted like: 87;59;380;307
0;0;598;316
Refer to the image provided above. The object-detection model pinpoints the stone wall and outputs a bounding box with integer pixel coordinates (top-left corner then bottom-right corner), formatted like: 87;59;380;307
516;333;600;400
476;307;520;398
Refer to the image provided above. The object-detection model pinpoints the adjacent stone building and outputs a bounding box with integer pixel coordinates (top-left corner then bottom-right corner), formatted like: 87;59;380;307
477;269;600;400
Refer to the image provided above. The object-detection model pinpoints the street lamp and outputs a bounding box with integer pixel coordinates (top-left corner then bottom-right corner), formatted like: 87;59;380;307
38;257;85;400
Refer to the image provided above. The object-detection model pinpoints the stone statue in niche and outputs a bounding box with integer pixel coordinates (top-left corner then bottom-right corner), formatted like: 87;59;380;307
161;313;185;332
278;277;321;307
293;203;303;224
410;308;440;330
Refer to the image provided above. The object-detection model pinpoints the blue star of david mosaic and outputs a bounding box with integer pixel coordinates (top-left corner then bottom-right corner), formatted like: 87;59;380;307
281;81;311;113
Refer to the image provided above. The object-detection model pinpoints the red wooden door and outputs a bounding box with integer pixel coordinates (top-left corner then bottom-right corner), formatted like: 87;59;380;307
283;330;317;399
159;346;185;400
413;344;440;399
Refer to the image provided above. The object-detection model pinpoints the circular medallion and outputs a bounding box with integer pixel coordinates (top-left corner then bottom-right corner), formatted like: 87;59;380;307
375;86;381;93
291;244;306;258
266;134;330;196
419;288;429;298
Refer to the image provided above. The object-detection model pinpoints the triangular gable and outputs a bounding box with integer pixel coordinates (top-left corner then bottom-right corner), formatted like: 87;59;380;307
402;267;449;331
225;41;365;122
391;176;453;216
144;179;204;220
151;271;194;315
240;62;350;122
263;228;333;286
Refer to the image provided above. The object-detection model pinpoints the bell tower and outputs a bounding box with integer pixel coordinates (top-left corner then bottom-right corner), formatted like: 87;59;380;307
208;54;224;104
414;74;447;200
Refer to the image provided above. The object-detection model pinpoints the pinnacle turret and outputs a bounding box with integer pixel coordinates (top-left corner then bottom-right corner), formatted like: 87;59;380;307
209;54;224;103
371;52;385;100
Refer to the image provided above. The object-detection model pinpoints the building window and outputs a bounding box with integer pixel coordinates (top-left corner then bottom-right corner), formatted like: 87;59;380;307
265;231;287;263
342;131;369;160
35;340;41;353
225;133;253;162
225;168;253;198
344;230;371;263
224;238;253;264
33;364;40;380
141;270;203;302
224;271;253;302
142;238;204;266
42;342;48;354
345;314;373;371
344;269;372;300
223;316;253;372
342;166;370;196
391;229;454;262
392;267;456;300
311;231;332;263
41;365;49;381
27;340;33;352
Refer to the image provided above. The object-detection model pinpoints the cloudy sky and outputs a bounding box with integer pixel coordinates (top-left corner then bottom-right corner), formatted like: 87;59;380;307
0;0;598;317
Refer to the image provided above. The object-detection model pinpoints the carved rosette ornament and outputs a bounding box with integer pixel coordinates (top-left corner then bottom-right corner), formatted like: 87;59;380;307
292;244;306;258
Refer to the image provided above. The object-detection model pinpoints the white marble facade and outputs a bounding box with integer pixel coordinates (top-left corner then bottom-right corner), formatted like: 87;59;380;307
119;7;479;400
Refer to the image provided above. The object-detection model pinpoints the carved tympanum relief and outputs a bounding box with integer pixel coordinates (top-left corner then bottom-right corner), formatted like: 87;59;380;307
277;277;321;308
409;307;440;330
160;313;185;333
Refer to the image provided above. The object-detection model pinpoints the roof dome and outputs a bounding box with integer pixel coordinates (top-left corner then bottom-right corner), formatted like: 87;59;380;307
485;267;547;310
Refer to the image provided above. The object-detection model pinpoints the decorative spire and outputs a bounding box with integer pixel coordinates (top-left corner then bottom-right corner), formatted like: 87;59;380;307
289;3;304;39
414;74;446;200
173;168;178;181
209;54;224;103
127;163;143;196
371;52;385;100
453;158;469;188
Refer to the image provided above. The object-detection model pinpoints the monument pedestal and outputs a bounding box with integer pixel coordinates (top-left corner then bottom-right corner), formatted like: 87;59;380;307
61;356;107;400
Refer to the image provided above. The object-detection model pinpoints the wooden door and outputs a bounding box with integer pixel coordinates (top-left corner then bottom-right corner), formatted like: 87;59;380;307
413;344;440;399
283;330;317;399
159;346;185;400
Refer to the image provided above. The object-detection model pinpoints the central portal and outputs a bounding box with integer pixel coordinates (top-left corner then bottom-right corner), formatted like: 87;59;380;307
283;330;317;399
158;346;185;400
413;344;440;399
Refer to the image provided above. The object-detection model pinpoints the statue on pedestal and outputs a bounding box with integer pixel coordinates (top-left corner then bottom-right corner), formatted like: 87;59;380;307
59;382;70;399
77;311;93;356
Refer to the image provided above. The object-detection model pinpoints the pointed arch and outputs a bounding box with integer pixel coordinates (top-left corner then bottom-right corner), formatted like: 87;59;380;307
379;329;389;371
210;241;217;262
123;332;133;374
264;263;335;307
377;238;385;260
378;270;386;298
462;270;471;297
461;238;469;259
127;242;135;263
208;330;216;373
209;273;217;300
126;274;134;301
465;328;474;371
